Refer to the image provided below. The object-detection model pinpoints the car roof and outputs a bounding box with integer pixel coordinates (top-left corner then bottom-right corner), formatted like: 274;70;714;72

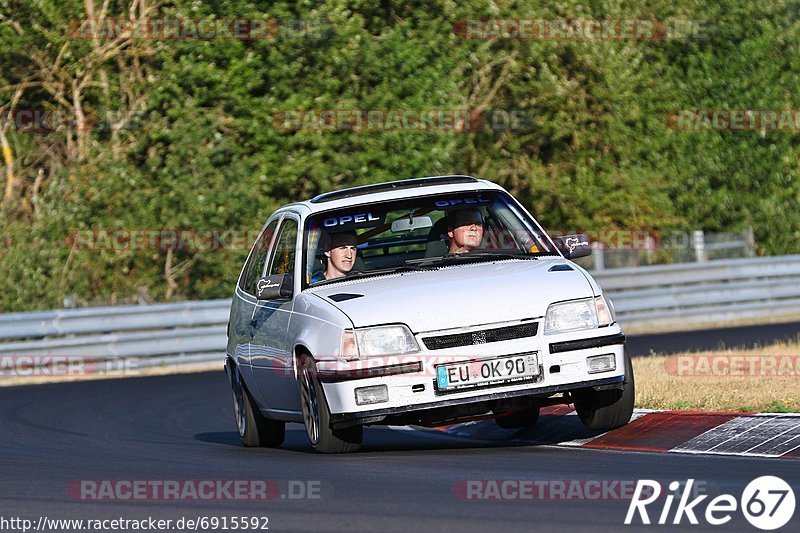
283;175;505;214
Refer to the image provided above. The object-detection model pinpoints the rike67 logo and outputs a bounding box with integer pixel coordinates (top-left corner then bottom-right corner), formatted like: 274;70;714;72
626;477;795;530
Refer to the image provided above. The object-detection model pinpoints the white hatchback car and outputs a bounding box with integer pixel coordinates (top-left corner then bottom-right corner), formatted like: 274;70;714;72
226;176;634;453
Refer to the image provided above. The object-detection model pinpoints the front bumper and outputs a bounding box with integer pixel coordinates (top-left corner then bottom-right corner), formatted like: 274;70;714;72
328;374;624;428
318;325;627;428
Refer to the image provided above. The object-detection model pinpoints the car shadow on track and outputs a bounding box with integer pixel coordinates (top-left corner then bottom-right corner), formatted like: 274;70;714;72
433;411;607;446
194;410;606;454
194;427;530;454
194;431;247;446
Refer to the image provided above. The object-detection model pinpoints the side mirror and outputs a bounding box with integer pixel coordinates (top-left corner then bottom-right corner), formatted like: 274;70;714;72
256;274;293;300
553;234;591;259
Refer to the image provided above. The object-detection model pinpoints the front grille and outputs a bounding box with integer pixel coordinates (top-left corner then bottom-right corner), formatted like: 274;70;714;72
422;322;538;350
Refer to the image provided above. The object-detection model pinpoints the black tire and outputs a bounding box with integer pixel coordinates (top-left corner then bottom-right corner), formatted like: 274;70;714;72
297;354;362;453
231;366;285;447
573;347;635;431
494;406;540;429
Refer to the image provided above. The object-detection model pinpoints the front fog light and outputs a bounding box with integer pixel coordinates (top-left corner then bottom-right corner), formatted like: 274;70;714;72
355;385;389;405
587;354;616;374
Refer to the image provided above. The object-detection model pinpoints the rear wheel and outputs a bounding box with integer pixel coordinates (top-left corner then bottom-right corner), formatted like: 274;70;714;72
231;366;285;447
573;347;635;431
297;354;362;453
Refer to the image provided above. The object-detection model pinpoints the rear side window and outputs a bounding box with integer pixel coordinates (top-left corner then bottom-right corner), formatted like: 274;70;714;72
240;219;279;295
267;218;298;276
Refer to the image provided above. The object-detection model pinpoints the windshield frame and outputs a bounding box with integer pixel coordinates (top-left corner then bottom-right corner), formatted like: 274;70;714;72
301;189;558;289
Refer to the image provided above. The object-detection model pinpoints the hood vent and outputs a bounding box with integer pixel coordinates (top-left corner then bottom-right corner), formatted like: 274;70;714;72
328;293;364;302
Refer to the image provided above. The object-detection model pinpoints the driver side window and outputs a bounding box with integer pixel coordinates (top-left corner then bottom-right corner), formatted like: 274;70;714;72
267;218;298;276
240;219;279;295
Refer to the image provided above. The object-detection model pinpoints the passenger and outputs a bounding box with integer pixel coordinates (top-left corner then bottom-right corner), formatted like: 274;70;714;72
311;231;358;283
447;209;484;254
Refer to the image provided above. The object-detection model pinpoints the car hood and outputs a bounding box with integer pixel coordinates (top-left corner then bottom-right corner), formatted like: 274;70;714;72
308;258;595;332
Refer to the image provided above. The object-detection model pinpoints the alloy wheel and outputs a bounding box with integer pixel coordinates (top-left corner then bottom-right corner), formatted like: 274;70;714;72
300;362;320;445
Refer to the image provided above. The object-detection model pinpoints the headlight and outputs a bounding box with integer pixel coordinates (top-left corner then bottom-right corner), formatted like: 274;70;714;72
340;325;419;361
544;296;614;335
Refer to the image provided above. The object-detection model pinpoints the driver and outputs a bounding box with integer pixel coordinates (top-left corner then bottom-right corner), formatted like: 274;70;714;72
311;231;358;283
447;209;484;254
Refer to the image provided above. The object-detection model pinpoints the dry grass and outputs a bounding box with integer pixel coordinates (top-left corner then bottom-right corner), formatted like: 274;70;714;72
634;341;800;413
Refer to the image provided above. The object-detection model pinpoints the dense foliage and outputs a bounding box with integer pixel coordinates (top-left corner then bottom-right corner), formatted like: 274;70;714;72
1;0;799;311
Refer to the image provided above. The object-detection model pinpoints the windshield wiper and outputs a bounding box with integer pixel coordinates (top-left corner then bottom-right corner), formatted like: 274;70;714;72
456;252;539;260
407;251;539;266
312;253;541;287
311;264;431;286
352;265;432;276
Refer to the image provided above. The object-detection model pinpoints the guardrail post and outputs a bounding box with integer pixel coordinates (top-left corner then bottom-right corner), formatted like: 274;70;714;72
693;230;707;263
639;233;655;264
592;241;605;270
745;227;756;257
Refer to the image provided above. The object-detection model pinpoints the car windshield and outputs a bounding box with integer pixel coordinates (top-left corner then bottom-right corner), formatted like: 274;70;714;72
303;190;556;287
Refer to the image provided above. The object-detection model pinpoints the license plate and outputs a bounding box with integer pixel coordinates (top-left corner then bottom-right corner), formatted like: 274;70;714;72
435;353;539;392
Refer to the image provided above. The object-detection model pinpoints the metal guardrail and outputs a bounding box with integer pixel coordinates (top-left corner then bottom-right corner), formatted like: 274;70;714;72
1;255;799;373
0;299;228;341
593;255;800;332
0;299;230;371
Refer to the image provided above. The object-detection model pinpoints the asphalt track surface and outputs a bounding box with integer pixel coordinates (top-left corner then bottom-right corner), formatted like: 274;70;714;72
627;320;800;356
2;324;800;531
2;369;799;532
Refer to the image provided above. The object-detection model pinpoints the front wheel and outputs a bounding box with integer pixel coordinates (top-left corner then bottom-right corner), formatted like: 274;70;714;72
297;354;362;453
231;365;285;447
573;347;635;431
